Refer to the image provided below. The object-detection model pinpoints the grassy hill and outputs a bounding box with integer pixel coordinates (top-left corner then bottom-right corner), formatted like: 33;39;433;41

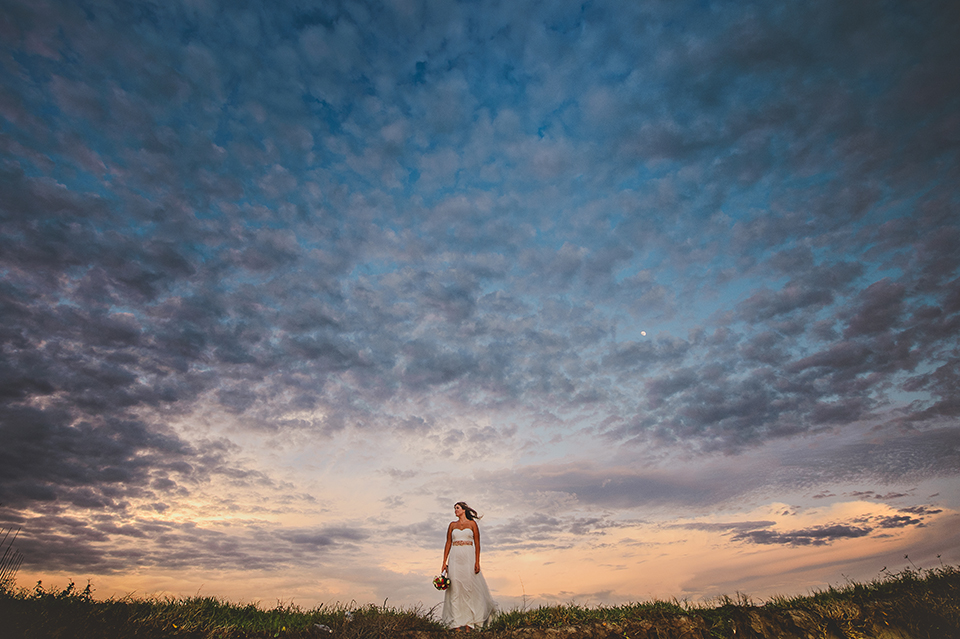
1;565;958;638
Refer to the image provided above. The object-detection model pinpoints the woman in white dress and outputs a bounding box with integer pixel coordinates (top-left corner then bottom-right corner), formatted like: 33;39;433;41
441;502;497;629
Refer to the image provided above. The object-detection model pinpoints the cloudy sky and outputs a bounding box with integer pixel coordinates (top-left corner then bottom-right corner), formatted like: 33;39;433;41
2;0;959;609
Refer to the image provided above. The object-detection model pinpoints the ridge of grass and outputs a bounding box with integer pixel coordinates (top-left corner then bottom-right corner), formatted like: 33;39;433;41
0;581;444;638
1;564;958;638
486;564;960;638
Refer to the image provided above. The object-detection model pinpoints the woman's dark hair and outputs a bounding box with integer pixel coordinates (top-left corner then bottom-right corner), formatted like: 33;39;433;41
456;501;480;520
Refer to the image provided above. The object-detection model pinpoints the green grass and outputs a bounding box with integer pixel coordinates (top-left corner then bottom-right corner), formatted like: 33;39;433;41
0;581;444;638
1;565;958;638
489;598;690;630
485;564;960;638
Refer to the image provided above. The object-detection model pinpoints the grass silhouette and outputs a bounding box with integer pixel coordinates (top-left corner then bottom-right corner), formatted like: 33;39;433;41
0;525;23;592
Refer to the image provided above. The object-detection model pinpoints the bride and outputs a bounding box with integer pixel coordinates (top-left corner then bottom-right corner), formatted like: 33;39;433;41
440;501;497;629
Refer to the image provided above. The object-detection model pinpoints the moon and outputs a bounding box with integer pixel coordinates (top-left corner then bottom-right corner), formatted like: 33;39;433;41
641;331;646;336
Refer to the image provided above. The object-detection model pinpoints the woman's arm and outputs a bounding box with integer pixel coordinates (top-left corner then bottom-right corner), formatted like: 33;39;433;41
472;521;481;573
441;522;453;572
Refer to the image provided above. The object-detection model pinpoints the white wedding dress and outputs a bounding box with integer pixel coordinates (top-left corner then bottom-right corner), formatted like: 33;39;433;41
442;527;497;628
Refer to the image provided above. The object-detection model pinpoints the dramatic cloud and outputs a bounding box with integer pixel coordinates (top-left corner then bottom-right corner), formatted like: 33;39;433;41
733;525;873;547
1;0;958;607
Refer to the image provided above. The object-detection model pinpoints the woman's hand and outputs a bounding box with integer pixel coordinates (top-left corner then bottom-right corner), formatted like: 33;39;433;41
474;561;481;574
442;563;447;572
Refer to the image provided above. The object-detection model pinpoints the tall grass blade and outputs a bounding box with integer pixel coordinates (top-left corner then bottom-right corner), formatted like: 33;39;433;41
0;526;23;592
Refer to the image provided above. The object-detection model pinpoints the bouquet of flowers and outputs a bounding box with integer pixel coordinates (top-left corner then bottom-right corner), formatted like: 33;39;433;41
433;570;451;590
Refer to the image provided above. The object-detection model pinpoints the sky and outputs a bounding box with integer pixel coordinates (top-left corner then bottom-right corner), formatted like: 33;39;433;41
1;0;959;611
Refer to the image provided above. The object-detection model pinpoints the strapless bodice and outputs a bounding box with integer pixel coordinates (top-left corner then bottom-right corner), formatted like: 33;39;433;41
451;527;474;542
